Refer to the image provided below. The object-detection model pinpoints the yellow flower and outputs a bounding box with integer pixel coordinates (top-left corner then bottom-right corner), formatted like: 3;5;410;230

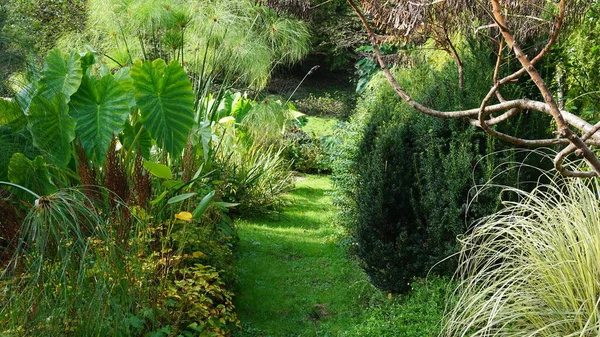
175;211;193;222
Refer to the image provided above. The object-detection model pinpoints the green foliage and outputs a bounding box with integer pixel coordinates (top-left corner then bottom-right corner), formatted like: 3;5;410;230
354;44;399;94
216;144;293;214
7;153;57;197
27;93;76;167
38;49;82;100
333;39;552;293
69;68;132;165
164;263;239;336
0;126;39;181
284;125;333;174
0;189;143;336
61;0;310;89
306;0;365;71
4;0;86;54
442;175;600;336
292;91;354;117
554;2;600;122
131;59;194;156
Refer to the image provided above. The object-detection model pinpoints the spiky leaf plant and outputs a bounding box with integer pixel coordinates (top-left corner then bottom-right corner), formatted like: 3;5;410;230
442;175;600;336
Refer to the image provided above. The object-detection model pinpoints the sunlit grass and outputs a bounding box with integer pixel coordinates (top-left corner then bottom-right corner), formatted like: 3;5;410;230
233;175;369;336
302;116;338;138
233;175;453;337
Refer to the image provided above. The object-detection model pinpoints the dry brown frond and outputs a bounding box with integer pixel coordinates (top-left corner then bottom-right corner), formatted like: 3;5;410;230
131;152;152;209
181;135;195;183
360;0;594;43
263;0;310;18
76;142;101;201
104;138;129;206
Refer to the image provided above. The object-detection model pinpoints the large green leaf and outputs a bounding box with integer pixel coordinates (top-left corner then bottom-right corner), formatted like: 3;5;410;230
69;73;132;165
192;190;215;220
131;59;194;156
38;49;82;101
143;161;173;179
8;153;57;196
27;93;76;167
0;99;25;129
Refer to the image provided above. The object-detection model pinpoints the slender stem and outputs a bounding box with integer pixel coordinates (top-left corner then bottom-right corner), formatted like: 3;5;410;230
0;181;41;199
286;65;319;104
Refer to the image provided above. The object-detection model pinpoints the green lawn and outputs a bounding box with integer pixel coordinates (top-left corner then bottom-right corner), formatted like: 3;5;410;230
302;116;338;138
233;175;369;336
233;175;451;337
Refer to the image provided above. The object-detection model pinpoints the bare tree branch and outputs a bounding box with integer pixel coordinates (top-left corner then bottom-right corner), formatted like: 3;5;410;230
554;121;600;178
491;0;600;176
347;0;600;176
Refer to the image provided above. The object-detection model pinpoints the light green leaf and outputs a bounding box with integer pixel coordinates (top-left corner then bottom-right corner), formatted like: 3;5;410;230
27;93;76;167
143;161;172;179
0;99;24;128
167;192;197;204
192;190;215;220
162;180;184;190
70;73;132;165
8;153;57;196
213;201;240;208
150;191;168;206
38;49;82;101
199;121;212;162
131;59;194;156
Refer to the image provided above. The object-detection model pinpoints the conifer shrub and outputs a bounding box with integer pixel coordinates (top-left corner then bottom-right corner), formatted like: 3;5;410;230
336;41;553;293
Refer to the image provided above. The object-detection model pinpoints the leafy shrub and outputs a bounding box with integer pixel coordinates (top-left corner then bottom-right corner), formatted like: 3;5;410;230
334;40;553;293
163;263;239;336
442;175;600;336
216;144;294;214
284;126;332;173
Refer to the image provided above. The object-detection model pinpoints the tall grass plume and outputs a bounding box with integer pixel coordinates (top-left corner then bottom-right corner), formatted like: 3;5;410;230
442;174;600;336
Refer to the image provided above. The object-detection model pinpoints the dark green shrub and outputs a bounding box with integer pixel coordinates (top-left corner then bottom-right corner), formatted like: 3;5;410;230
335;40;553;293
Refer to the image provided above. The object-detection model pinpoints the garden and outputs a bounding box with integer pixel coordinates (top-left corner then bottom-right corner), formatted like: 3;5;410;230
2;0;600;336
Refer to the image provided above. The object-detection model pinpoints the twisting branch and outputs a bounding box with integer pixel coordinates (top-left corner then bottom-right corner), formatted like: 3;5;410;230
492;39;505;102
346;0;600;177
495;0;566;86
490;0;600;176
554;121;600;178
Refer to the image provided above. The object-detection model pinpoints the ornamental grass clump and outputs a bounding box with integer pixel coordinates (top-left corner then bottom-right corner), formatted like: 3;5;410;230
442;176;600;337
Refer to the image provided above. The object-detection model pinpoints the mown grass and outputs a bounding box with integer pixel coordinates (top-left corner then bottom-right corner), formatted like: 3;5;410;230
302;116;338;138
233;175;453;337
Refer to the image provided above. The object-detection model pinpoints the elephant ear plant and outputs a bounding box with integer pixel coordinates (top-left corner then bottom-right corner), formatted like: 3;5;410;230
1;48;197;201
0;48;238;335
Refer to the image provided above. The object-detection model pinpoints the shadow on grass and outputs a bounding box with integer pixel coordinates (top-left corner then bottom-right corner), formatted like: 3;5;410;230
233;175;370;337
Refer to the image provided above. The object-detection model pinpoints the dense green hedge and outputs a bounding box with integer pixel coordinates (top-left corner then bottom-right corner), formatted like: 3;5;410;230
332;41;554;293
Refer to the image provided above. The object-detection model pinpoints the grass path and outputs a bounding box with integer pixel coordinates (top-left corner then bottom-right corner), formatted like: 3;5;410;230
233;175;371;337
